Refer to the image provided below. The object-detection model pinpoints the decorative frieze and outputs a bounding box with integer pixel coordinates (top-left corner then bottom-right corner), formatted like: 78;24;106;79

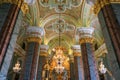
77;27;94;44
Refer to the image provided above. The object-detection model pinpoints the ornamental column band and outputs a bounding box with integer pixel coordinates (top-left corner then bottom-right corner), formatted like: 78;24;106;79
37;45;49;80
94;1;120;79
77;27;99;80
22;27;44;80
72;45;84;80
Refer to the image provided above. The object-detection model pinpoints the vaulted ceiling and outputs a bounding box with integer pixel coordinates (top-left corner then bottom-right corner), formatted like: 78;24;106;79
19;0;104;54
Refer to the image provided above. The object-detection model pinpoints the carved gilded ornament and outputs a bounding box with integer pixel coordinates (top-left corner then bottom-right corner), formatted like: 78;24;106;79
69;56;74;62
39;52;48;56
93;0;120;14
26;27;44;44
73;52;81;56
77;27;94;44
0;0;29;14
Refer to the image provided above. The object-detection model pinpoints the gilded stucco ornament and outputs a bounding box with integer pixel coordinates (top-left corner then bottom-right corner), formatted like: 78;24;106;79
26;26;45;44
77;27;94;44
40;45;49;56
93;0;120;14
45;19;75;33
71;45;81;56
40;0;82;13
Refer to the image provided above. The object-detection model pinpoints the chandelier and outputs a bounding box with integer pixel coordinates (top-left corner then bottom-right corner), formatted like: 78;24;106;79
54;48;65;74
13;61;21;73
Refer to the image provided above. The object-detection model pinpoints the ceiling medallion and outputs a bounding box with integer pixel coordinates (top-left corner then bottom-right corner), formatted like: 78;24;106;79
40;0;82;13
46;19;75;32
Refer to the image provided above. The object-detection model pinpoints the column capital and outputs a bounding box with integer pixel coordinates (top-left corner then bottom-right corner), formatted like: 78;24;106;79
26;26;44;44
77;27;94;44
93;0;120;14
71;45;81;57
40;45;49;56
69;55;74;62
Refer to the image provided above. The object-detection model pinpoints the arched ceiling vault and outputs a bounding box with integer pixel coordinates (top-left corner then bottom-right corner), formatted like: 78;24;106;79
21;0;104;54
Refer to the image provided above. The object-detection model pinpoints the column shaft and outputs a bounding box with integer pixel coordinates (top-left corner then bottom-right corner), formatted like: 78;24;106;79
37;56;46;80
70;61;74;80
81;43;99;80
23;42;40;80
0;4;20;66
98;4;120;79
102;4;120;65
74;56;83;80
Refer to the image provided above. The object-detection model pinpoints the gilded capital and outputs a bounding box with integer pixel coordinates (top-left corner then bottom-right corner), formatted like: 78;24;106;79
93;0;120;14
69;55;74;63
77;27;94;44
71;45;81;57
26;26;44;44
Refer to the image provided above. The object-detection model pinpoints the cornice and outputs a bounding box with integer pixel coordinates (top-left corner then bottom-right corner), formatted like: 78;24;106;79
93;0;120;15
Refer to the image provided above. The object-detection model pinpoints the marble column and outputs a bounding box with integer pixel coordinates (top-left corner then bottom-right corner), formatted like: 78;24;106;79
22;27;44;80
72;45;83;80
77;27;99;80
69;55;74;80
97;2;120;80
37;45;49;80
0;8;23;80
0;3;21;67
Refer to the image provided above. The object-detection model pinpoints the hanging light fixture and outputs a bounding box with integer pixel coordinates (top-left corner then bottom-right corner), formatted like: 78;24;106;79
13;61;21;73
53;2;65;74
99;61;107;74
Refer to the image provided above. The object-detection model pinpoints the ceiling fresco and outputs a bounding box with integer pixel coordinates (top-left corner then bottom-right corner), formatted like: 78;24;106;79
17;0;104;54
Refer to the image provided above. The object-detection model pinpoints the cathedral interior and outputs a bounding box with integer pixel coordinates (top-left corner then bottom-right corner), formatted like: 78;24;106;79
0;0;120;80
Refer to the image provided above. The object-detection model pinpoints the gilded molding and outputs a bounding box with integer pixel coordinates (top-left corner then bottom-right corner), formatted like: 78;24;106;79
79;37;94;44
73;52;81;57
0;0;29;14
39;52;48;56
77;27;94;44
26;37;41;44
93;0;120;15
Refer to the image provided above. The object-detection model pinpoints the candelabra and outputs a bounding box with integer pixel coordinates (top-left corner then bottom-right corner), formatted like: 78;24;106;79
13;61;21;73
99;61;115;80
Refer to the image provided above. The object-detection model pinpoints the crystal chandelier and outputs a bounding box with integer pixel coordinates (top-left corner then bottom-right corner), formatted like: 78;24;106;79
13;61;21;73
